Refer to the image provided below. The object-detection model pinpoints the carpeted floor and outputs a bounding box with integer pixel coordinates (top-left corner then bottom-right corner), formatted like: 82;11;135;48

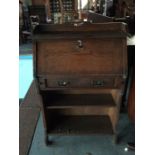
29;112;135;155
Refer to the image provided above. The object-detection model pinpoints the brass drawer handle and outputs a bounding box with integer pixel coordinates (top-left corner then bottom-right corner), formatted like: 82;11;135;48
58;81;70;87
93;80;105;87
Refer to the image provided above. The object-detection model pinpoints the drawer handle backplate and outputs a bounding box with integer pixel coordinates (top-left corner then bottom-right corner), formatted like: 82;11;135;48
93;80;105;87
58;81;70;87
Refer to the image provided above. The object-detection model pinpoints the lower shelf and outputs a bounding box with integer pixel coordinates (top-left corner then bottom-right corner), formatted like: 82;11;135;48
46;115;113;135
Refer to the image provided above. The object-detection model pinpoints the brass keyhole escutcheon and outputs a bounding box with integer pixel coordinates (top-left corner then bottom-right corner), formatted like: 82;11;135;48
77;40;83;48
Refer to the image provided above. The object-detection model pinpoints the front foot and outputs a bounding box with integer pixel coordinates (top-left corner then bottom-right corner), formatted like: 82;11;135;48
113;134;119;144
45;135;53;146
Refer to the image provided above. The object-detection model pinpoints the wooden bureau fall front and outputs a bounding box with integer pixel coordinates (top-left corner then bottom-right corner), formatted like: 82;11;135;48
32;22;127;144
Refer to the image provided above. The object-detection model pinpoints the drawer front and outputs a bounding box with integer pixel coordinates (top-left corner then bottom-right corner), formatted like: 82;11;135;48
38;76;121;89
37;38;125;75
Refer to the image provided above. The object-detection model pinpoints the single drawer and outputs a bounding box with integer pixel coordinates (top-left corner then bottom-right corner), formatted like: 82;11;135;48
38;76;118;89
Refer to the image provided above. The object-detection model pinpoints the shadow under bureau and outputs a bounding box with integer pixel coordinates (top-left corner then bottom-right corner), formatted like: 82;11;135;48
32;22;127;145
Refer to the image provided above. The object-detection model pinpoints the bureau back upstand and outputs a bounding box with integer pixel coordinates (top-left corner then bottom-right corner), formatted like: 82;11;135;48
33;22;127;145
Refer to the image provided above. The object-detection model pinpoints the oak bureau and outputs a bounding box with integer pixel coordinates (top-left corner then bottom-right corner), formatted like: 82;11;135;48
32;22;127;145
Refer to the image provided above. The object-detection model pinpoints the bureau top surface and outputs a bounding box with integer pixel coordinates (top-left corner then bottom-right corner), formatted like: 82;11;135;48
33;22;127;40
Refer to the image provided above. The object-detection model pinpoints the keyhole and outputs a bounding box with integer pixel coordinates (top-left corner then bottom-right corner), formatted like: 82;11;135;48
77;40;83;48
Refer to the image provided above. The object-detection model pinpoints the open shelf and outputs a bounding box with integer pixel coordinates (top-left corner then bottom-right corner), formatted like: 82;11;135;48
42;92;116;109
46;115;113;135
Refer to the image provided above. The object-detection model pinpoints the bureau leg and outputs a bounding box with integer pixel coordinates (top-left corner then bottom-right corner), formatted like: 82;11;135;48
45;134;49;145
45;133;53;146
113;133;119;144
